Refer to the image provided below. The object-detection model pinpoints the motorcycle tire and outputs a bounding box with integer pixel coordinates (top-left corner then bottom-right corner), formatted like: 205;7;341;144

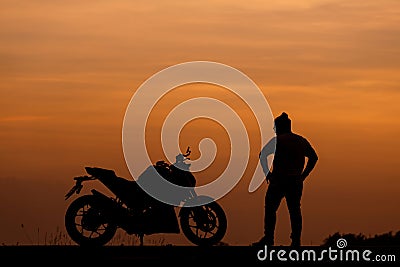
65;195;117;246
180;201;227;246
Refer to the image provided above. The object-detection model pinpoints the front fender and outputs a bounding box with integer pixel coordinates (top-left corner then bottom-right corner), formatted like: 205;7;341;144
179;195;216;217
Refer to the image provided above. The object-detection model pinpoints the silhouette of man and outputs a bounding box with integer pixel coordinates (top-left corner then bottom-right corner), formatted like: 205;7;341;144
254;112;318;247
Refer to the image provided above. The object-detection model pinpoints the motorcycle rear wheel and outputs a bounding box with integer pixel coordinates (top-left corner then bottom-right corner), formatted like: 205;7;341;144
180;201;227;246
65;195;117;246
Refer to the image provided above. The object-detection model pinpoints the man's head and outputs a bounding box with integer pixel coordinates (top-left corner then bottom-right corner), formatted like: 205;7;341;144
274;112;292;134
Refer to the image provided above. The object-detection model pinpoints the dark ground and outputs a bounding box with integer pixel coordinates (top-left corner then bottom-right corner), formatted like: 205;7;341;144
0;245;398;266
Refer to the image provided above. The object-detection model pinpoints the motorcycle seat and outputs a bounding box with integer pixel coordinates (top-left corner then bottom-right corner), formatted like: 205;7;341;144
85;167;117;178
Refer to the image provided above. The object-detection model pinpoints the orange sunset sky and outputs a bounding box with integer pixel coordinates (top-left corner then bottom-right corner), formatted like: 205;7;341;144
1;0;400;246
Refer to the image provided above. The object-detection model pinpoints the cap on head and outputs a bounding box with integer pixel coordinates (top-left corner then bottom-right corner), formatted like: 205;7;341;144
274;112;291;134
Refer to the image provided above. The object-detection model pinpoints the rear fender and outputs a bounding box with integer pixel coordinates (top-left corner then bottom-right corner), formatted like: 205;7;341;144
90;189;116;207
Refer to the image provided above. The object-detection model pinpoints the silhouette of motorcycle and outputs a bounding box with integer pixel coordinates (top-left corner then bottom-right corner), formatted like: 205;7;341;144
64;147;227;246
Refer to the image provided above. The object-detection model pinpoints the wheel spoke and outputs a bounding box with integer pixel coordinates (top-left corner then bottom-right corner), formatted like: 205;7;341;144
94;229;102;236
77;211;84;216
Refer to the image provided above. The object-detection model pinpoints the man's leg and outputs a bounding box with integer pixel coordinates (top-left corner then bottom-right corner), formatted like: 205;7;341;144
286;182;303;246
263;184;284;246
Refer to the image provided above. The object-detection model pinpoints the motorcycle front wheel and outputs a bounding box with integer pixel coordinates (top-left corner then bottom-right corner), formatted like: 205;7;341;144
65;195;117;246
180;201;227;246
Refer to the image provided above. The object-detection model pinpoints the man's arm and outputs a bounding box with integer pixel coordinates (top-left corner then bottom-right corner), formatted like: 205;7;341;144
259;137;276;176
301;139;318;181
